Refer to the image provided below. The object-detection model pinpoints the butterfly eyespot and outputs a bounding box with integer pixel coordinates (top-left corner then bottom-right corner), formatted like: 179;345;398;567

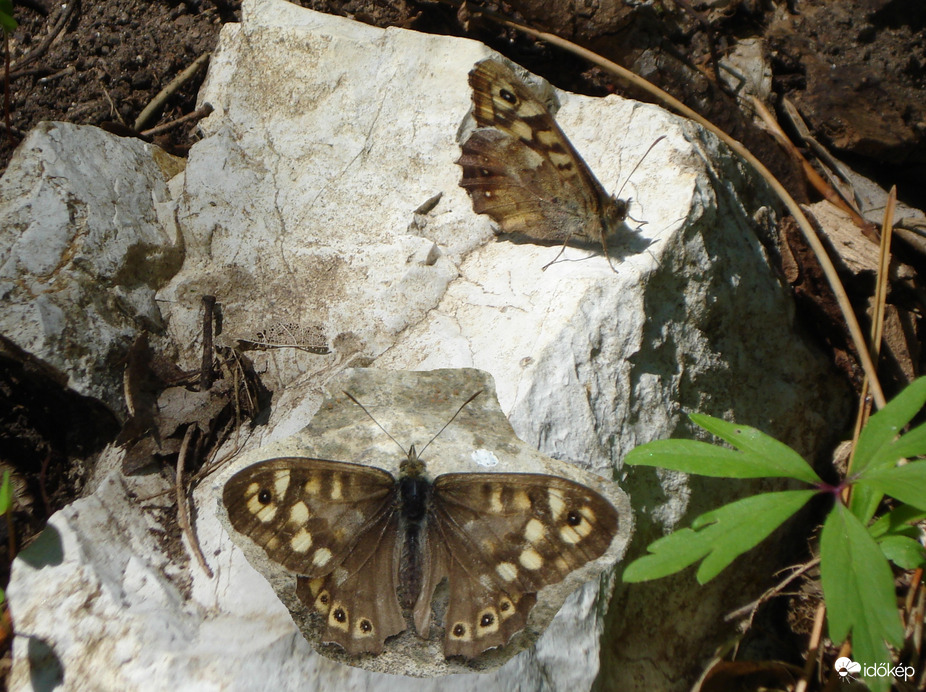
567;510;582;526
500;600;511;612
359;619;373;633
453;623;467;637
499;87;517;104
319;593;329;605
333;607;347;623
257;489;272;504
480;613;495;627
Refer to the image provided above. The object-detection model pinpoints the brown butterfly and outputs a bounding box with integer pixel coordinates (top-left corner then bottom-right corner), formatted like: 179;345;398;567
457;59;630;271
222;392;621;659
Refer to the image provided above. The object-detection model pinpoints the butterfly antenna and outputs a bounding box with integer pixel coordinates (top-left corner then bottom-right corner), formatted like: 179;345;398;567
343;391;409;456
416;390;483;459
615;135;666;201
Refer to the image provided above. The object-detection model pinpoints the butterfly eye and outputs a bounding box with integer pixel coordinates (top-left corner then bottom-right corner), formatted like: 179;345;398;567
566;510;582;526
258;489;272;504
499;87;517;104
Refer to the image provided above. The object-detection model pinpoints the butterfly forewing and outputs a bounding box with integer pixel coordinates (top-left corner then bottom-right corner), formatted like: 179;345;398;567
222;458;397;577
428;472;619;658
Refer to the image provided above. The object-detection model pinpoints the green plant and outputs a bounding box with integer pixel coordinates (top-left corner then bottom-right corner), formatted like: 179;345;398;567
0;0;15;34
624;376;926;691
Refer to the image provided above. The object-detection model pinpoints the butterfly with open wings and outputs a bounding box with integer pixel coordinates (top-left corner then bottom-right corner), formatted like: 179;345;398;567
222;391;621;659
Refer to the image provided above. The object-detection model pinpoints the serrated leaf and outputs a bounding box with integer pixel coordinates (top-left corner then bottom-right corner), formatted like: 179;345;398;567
878;535;926;570
688;414;822;484
861;461;926;511
622;528;710;582
625;436;820;483
623;489;816;584
851;377;926;476
820;504;903;659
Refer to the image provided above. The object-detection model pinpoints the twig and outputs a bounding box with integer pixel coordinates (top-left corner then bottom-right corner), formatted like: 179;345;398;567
467;8;885;407
134;52;210;132
140;103;213;137
175;425;213;578
10;0;79;73
200;295;216;391
794;602;826;692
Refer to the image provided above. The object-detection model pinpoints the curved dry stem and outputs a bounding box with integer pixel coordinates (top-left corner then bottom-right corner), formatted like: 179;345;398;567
473;10;885;408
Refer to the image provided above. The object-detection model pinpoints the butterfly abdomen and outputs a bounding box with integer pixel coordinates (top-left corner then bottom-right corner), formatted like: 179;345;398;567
398;474;432;609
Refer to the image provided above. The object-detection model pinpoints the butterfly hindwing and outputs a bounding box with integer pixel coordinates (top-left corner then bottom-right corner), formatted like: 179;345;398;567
428;472;620;658
295;511;405;655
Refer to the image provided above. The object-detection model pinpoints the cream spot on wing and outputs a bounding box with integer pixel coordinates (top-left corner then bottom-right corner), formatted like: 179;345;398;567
476;608;499;636
314;589;330;615
490;486;503;513
249;496;277;523
313;548;333;568
330;475;343;501
496;562;518;582
519;548;543;570
303;477;321;495
548;489;566;520
510;119;533;141
524;518;546;543
328;603;349;632
273;469;290;497
450;622;472;641
555;557;570;572
560;519;592;544
354;617;375;639
536;129;559;147
513;490;531;511
308;578;325;597
549;150;574;170
289;501;309;525
266;536;279;551
499;597;515;621
246;481;260;497
290;528;313;553
580;505;597;523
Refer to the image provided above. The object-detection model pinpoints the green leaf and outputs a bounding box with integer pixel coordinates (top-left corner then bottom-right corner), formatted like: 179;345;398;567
625;437;820;484
623;489;816;584
689;414;823;484
820;503;903;692
868;504;926;539
849;377;926;523
878;535;926;570
851;376;926;476
861;461;926;511
0;470;10;515
0;12;15;33
0;0;15;32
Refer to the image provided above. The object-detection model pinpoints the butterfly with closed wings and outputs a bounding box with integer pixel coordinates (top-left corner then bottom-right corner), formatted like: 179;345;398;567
458;59;647;271
222;390;620;659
